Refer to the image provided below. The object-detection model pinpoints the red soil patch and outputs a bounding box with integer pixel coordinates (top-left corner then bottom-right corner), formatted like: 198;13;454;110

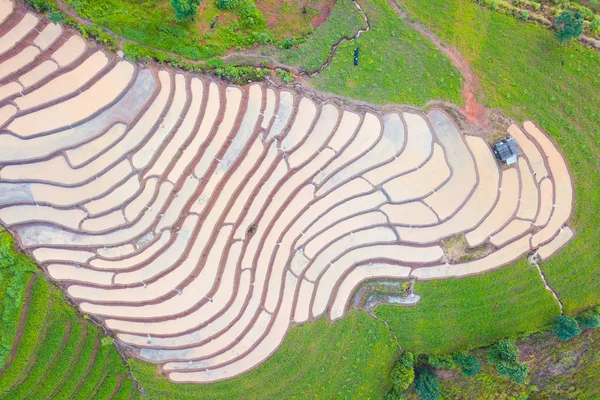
385;0;491;129
256;0;335;39
443;47;490;129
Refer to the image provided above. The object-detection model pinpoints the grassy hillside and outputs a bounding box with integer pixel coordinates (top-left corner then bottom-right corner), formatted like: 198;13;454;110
129;311;397;399
375;261;561;354
397;0;600;314
278;0;367;73
312;0;463;106
0;231;140;400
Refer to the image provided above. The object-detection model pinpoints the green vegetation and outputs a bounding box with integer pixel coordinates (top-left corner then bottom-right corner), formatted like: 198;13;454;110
473;0;600;38
404;329;600;399
389;351;415;395
276;68;295;83
398;0;600;315
122;43;270;84
554;315;582;340
555;10;585;41
375;261;560;353
216;0;237;10
62;0;272;60
455;353;481;376
0;231;136;399
171;0;200;21
576;306;600;328
486;339;529;383
25;0;56;12
413;367;441;400
279;0;367;73
312;0;462;106
0;233;36;369
129;311;397;399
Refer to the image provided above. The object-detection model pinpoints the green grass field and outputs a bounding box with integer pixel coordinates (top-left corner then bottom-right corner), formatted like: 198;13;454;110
375;261;561;354
397;0;600;314
278;0;367;73
311;0;463;106
0;231;139;400
129;311;397;399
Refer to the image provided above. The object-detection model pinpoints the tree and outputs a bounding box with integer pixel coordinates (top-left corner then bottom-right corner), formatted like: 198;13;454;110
576;307;600;329
216;0;237;10
555;315;582;340
455;353;480;376
487;339;529;383
171;0;200;21
555;11;584;42
390;352;415;393
414;368;440;400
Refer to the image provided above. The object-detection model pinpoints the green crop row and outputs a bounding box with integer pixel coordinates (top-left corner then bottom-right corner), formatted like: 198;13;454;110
111;379;133;400
6;320;70;400
51;330;99;400
70;343;112;400
28;324;84;400
0;232;36;369
94;374;120;400
5;292;76;400
0;273;30;369
0;278;50;396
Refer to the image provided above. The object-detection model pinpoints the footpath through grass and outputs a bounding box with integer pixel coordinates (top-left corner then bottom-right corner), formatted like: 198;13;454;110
129;311;397;399
311;0;463;106
0;230;138;399
398;0;600;314
375;261;561;354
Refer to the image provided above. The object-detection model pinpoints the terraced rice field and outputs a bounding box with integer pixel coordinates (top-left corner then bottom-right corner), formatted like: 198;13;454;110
0;0;575;384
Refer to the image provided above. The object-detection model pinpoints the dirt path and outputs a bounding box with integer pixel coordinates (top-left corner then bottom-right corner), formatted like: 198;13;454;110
387;0;491;129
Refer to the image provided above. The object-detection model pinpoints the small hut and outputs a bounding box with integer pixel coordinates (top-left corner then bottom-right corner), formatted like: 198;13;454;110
493;137;521;166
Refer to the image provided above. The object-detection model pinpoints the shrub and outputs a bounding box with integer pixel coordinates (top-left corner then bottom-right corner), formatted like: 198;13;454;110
555;11;585;42
385;389;406;400
171;0;200;21
591;17;600;34
236;0;267;29
487;339;529;383
277;69;295;84
48;11;66;24
555;315;582;340
528;1;541;11
390;352;415;392
576;307;600;329
414;368;440;400
216;0;237;10
519;10;530;20
101;337;115;346
455;353;481;376
428;354;457;369
26;0;57;13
